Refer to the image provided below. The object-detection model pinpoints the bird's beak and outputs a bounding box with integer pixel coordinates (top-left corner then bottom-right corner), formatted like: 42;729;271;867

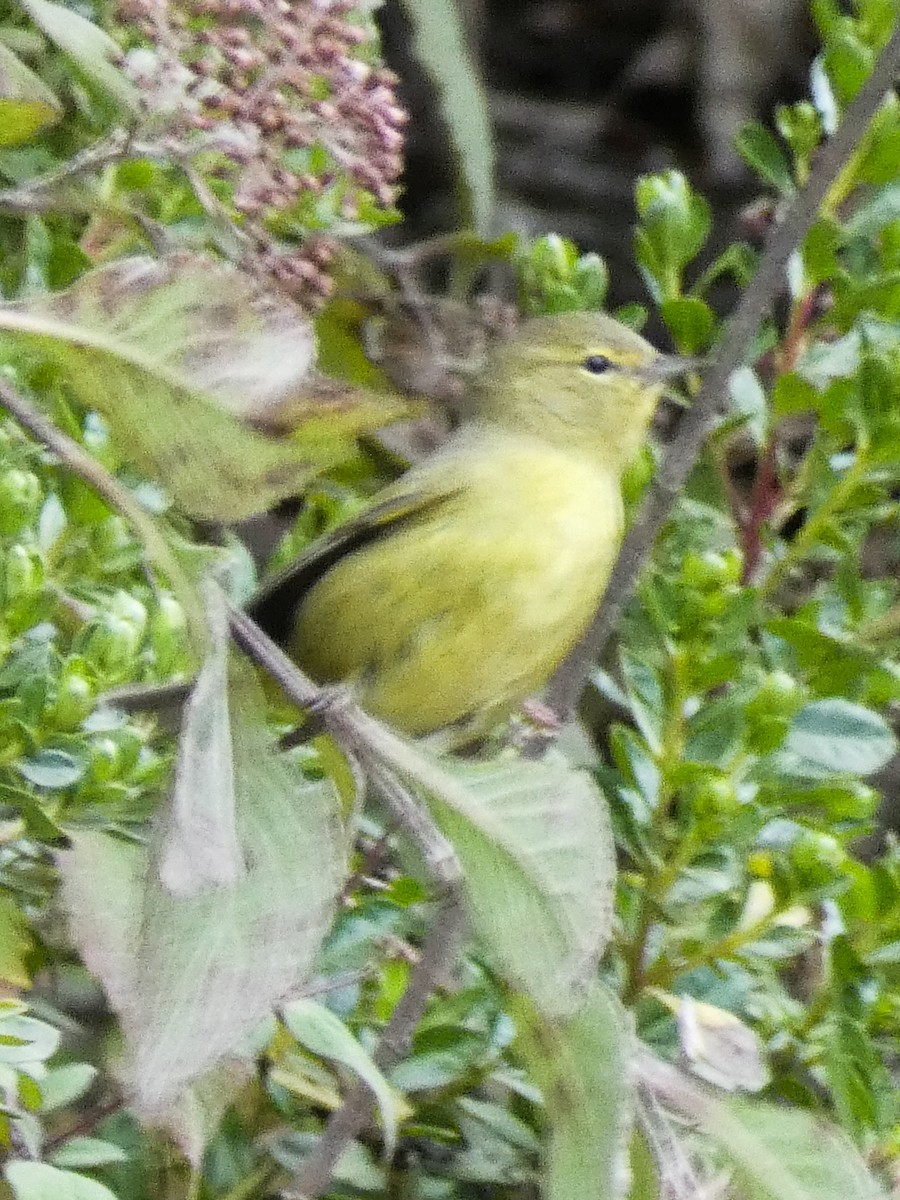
641;353;704;381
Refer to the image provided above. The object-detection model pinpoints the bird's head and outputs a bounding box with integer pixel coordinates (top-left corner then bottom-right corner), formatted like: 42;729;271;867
474;312;692;467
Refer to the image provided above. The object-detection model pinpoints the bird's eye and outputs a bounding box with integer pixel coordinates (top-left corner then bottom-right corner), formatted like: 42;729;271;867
582;354;613;375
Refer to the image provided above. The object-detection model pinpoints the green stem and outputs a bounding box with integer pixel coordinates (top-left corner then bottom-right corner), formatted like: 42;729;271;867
643;913;779;990
220;1164;279;1200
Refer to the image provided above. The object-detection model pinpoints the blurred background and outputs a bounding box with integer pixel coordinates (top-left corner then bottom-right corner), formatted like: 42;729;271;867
381;0;815;306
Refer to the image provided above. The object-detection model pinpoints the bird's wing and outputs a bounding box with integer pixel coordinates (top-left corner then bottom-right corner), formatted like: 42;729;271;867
246;480;462;646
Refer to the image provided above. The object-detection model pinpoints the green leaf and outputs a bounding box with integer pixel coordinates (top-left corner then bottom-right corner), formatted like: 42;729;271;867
775;102;823;166
17;0;138;113
705;1095;889;1200
0;255;374;521
0;42;61;146
424;751;615;1017
456;1096;541;1154
779;698;897;778
49;1138;129;1170
734;123;794;193
660;297;715;354
5;1162;119;1200
629;1130;661;1200
283;999;399;1158
157;580;244;896
857;95;900;184
0;1013;59;1065
518;236;610;316
38;1064;98;1112
572;253;609;309
802;219;840;285
514;984;631;1200
822;30;874;106
619;651;665;754
635;171;711;299
398;0;494;234
771;372;821;417
609;725;660;810
729;367;768;443
823;1008;888;1140
768;617;900;703
17;749;84;789
57;651;346;1111
844;182;900;238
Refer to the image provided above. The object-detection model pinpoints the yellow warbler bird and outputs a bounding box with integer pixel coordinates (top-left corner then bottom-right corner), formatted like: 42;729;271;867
249;312;688;738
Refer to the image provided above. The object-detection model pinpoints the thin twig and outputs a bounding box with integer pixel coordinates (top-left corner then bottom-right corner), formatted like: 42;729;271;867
282;894;466;1200
228;606;498;828
0;375;465;1191
226;608;469;1200
636;1087;709;1200
634;1047;808;1198
42;1098;124;1154
0;131;135;215
546;26;900;718
227;609;466;895
0;130;234;220
366;760;461;891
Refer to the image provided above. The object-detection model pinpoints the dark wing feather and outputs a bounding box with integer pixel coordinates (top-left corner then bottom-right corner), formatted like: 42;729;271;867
246;487;458;646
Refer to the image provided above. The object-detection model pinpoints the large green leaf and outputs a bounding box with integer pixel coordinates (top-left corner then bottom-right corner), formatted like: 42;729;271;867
778;698;897;778
0;41;61;146
283;998;400;1158
0;255;405;521
514;984;631;1200
57;652;346;1112
709;1096;889;1200
398;0;494;234
157;579;243;896
424;751;615;1018
48;1138;129;1170
639;1054;889;1200
5;1162;118;1200
18;0;139;113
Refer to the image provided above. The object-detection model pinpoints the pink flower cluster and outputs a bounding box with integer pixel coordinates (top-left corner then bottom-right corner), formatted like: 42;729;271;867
115;0;407;304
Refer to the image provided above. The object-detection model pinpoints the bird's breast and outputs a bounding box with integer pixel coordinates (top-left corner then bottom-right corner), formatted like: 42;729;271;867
466;438;624;637
294;433;625;735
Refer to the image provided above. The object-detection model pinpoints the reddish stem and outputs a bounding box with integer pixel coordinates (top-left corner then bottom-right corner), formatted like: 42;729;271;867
740;438;779;583
739;290;818;583
778;290;818;374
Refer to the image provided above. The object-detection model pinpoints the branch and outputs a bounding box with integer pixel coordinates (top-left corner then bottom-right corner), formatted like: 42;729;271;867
0;131;138;216
546;25;900;718
282;892;466;1200
634;1047;811;1198
227;609;469;1200
0;371;467;1200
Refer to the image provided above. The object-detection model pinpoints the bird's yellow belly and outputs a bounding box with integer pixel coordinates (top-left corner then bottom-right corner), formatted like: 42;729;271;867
292;449;623;735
